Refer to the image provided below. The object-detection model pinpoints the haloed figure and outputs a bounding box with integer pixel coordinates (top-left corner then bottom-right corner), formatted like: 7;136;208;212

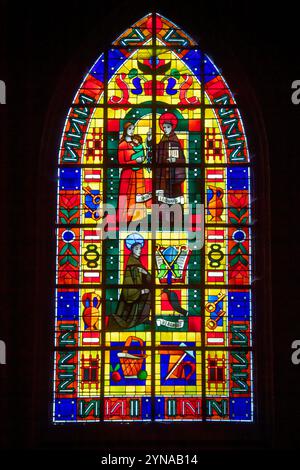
118;122;151;224
155;112;186;200
108;234;151;330
146;112;186;228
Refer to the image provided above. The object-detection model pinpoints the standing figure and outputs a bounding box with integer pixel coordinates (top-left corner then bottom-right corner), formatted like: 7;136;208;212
108;233;151;330
154;112;186;202
118;122;151;224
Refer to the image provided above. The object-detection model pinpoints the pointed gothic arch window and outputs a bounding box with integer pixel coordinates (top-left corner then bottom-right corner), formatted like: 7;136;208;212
53;12;254;423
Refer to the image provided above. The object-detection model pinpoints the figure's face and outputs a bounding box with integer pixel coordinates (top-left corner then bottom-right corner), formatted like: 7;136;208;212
127;125;135;137
132;243;142;257
163;123;173;135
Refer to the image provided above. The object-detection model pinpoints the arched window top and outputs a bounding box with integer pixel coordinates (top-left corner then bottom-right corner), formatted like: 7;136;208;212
60;12;249;166
54;12;254;424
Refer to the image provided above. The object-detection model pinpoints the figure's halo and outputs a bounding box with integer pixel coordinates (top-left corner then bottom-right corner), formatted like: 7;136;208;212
125;232;145;250
159;112;178;131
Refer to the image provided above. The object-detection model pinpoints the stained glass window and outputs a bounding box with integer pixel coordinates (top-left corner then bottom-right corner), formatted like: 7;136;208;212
53;12;253;423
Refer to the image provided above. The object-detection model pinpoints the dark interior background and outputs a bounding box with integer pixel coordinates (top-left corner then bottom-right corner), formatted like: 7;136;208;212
1;0;300;457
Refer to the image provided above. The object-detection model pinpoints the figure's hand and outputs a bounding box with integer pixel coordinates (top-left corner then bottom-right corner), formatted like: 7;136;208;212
136;156;144;163
141;288;150;294
138;267;148;275
147;129;152;140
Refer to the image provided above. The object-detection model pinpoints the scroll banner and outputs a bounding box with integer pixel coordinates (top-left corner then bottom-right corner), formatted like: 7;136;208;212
156;318;184;329
157;191;184;205
136;192;152;203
